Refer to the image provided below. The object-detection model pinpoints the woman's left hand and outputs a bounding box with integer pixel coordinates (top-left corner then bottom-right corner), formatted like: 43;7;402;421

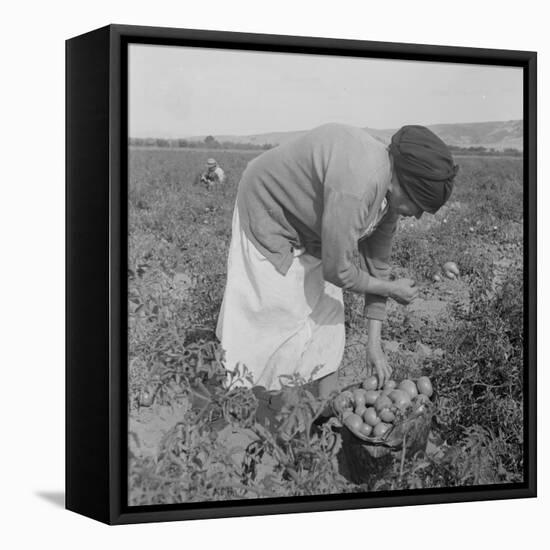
366;344;392;387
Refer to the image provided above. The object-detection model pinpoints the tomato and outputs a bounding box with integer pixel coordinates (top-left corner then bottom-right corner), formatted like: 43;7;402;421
379;408;396;423
365;390;380;405
373;422;391;438
442;261;460;279
139;386;156;407
383;380;397;391
362;375;379;391
352;388;368;409
363;407;381;427
355;405;367;417
358;422;373;437
341;410;353;421
374;395;392;413
344;413;363;432
389;389;412;410
398;379;418;399
416;376;434;398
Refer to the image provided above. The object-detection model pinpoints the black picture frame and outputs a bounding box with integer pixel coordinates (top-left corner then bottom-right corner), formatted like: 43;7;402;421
66;23;537;525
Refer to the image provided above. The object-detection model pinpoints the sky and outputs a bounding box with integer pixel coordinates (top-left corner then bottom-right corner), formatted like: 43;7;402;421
128;44;523;138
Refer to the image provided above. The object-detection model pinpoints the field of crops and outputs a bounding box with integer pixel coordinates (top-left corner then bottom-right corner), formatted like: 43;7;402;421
128;146;524;505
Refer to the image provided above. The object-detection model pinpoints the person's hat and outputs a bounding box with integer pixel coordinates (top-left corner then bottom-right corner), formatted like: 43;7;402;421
207;158;217;167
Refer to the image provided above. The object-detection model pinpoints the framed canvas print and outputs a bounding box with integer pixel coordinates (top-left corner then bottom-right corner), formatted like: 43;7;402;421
66;24;537;525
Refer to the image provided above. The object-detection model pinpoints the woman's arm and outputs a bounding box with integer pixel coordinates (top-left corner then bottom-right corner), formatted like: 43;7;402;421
321;196;418;303
366;318;392;385
358;208;399;321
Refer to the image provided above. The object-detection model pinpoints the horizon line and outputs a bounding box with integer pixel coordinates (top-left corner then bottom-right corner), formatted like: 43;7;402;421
130;118;523;141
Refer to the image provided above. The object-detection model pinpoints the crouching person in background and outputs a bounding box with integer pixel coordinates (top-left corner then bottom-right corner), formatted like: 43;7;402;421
197;158;226;188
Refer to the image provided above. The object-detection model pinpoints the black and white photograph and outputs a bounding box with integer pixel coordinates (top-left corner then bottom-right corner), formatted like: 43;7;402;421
126;42;529;507
3;0;549;542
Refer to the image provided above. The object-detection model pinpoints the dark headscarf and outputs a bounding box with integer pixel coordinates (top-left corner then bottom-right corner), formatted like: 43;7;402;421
389;125;459;214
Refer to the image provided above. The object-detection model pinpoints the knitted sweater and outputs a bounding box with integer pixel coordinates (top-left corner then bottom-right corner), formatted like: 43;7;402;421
236;123;398;321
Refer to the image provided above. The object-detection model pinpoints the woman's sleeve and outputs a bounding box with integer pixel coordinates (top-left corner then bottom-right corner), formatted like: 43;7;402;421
318;125;382;294
321;186;373;294
358;209;399;321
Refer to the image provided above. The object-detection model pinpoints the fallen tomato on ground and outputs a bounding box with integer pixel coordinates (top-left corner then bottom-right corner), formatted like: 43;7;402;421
442;261;460;279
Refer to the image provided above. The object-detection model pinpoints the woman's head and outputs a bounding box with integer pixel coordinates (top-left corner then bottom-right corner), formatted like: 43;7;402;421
388;125;459;216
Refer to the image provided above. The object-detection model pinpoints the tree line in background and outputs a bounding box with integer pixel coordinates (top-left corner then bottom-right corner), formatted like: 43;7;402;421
129;135;522;157
129;135;274;151
447;145;522;157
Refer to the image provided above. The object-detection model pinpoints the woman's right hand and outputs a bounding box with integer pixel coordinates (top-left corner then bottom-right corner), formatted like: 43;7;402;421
389;278;419;305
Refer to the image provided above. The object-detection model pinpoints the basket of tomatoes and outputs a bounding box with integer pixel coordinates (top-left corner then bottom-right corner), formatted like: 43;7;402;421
332;375;434;484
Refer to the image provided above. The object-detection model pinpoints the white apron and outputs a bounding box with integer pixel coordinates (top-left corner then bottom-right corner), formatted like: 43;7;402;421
216;199;388;392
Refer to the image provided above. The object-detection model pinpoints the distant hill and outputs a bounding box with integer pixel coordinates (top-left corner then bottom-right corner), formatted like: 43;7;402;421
188;120;523;152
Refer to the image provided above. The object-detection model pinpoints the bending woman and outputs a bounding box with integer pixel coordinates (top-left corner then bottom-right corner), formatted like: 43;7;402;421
216;123;457;399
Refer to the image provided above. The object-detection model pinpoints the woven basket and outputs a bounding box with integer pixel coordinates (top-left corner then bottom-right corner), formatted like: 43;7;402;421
336;384;433;485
